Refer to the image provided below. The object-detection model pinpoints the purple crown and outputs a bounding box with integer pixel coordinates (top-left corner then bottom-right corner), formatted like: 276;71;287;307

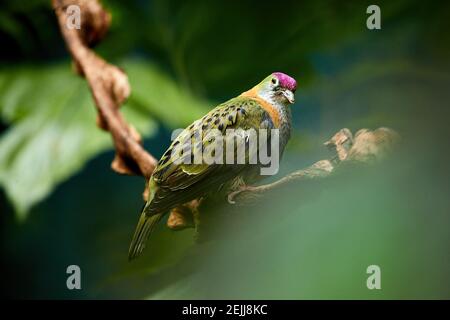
273;72;297;91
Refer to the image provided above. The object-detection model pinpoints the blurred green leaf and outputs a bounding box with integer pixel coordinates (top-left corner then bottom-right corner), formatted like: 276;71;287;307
122;59;210;127
0;60;209;219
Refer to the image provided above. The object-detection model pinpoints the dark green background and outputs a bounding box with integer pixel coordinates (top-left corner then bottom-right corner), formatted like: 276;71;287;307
1;0;449;299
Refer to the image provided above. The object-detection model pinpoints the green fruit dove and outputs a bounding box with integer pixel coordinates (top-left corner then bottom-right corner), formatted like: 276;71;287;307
128;72;297;260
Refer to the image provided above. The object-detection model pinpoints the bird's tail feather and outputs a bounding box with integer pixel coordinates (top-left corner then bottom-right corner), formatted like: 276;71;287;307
128;205;163;261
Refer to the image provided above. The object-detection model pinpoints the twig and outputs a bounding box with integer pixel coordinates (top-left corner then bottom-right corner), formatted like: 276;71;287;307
53;0;157;187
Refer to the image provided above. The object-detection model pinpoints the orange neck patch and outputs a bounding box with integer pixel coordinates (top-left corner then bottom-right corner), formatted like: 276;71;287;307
241;88;281;128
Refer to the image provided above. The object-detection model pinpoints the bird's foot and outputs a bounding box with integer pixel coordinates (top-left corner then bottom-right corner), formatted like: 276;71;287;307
227;185;258;204
167;206;194;230
167;199;202;232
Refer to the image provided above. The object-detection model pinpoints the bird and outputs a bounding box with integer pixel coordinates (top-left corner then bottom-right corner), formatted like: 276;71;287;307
128;72;297;260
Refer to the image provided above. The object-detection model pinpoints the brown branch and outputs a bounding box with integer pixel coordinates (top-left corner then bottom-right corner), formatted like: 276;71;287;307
228;127;400;204
52;0;157;188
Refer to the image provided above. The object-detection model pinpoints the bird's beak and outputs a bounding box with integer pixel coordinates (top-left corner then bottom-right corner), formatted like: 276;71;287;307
282;89;295;104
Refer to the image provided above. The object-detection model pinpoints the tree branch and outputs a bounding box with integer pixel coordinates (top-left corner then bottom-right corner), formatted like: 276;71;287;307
228;127;400;204
53;0;157;186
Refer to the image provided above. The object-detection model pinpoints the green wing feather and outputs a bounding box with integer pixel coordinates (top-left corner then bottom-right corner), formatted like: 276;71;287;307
128;96;274;260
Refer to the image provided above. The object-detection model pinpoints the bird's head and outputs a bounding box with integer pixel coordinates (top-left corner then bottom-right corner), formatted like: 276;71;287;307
246;72;297;106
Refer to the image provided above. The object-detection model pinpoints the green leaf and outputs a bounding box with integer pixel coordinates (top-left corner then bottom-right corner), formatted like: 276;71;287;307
0;63;160;219
0;60;210;219
122;59;210;127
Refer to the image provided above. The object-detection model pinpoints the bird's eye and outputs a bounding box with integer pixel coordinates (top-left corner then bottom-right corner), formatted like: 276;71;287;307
271;78;278;85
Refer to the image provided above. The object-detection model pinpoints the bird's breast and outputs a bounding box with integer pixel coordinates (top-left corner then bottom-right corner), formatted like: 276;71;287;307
241;91;282;128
